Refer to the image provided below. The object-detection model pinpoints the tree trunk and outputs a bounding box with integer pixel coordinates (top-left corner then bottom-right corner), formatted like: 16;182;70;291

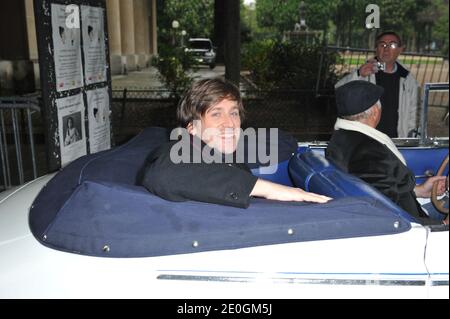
223;0;240;86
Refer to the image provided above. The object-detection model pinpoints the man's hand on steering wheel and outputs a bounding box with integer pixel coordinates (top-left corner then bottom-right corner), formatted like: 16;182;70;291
415;176;447;198
431;155;449;216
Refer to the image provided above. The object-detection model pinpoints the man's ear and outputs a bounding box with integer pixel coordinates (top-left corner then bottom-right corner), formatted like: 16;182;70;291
187;122;195;135
371;104;382;124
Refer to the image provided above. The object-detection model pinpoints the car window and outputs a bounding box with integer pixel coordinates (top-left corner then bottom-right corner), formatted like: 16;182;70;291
189;40;212;50
423;83;448;139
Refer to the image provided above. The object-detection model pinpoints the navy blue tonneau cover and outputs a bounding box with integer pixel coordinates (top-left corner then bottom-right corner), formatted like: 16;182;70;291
29;127;411;258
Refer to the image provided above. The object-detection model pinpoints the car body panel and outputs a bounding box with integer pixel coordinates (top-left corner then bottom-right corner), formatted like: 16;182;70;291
0;175;54;246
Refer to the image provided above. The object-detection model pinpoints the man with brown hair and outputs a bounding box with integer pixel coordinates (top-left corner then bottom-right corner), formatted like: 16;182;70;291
140;78;330;207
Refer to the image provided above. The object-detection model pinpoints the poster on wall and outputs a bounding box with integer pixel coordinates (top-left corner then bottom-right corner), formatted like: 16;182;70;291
35;0;112;171
51;3;84;92
81;5;107;85
57;93;87;166
87;87;111;153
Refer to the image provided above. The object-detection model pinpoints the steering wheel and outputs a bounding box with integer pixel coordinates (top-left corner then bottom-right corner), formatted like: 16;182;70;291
431;154;449;215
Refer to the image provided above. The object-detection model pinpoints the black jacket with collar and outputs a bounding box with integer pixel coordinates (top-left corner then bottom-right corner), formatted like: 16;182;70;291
325;129;429;221
139;137;258;208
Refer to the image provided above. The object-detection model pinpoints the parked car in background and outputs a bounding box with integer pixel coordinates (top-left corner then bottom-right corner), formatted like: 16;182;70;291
186;38;216;69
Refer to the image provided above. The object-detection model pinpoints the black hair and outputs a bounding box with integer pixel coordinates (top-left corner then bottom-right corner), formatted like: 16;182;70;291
375;31;402;47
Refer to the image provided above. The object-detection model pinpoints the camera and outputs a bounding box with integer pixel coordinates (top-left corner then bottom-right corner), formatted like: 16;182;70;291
375;61;386;72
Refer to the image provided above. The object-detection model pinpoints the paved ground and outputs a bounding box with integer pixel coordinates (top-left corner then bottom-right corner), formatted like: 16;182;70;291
427;106;449;137
112;65;227;90
112;66;163;90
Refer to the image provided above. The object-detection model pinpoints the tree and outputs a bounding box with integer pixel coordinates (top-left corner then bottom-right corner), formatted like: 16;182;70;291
242;39;339;90
303;0;338;33
253;0;448;51
151;44;197;98
157;0;215;45
378;0;420;48
255;0;299;35
431;0;449;54
240;0;255;43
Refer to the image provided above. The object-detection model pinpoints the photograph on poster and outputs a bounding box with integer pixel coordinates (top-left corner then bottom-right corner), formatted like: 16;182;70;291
81;5;106;85
87;87;111;153
87;25;101;44
92;104;107;124
63;114;82;146
58;26;66;45
57;94;87;166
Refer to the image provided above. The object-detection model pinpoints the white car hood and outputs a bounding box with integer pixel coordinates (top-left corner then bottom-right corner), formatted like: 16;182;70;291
0;175;54;246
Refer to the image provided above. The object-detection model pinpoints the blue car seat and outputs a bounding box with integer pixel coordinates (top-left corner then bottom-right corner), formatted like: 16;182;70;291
289;150;416;223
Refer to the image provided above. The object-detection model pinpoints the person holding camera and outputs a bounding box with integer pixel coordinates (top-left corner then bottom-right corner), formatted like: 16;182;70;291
335;31;420;138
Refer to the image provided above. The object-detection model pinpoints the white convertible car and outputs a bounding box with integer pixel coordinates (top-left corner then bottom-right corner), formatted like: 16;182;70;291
0;86;448;299
0;129;448;299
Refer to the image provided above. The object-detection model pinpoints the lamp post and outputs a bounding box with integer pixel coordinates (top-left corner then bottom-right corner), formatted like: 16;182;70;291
298;1;306;29
181;30;187;47
171;20;179;46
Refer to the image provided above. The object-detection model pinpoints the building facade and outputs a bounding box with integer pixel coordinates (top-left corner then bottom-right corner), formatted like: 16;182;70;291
0;0;158;95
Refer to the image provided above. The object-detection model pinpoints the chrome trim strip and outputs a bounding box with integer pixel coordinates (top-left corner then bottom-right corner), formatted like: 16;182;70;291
431;280;450;286
157;274;449;287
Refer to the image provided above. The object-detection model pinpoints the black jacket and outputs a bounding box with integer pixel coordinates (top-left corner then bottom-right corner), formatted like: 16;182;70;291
139;138;258;208
325;129;428;220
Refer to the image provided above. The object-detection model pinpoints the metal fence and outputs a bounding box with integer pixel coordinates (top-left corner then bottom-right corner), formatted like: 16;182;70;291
111;89;337;144
0;84;446;191
111;89;179;144
1;46;448;189
420;83;449;143
0;89;334;191
317;46;449;107
0;97;40;190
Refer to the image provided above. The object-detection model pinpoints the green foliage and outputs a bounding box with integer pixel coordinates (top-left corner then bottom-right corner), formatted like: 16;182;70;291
151;45;197;98
251;0;449;52
303;0;338;32
377;0;420;44
255;0;299;35
432;0;449;55
242;40;340;91
157;0;214;44
255;0;339;36
241;1;258;33
241;39;276;89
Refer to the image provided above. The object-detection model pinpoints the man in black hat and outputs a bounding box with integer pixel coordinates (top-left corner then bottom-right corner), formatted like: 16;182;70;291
326;81;447;224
